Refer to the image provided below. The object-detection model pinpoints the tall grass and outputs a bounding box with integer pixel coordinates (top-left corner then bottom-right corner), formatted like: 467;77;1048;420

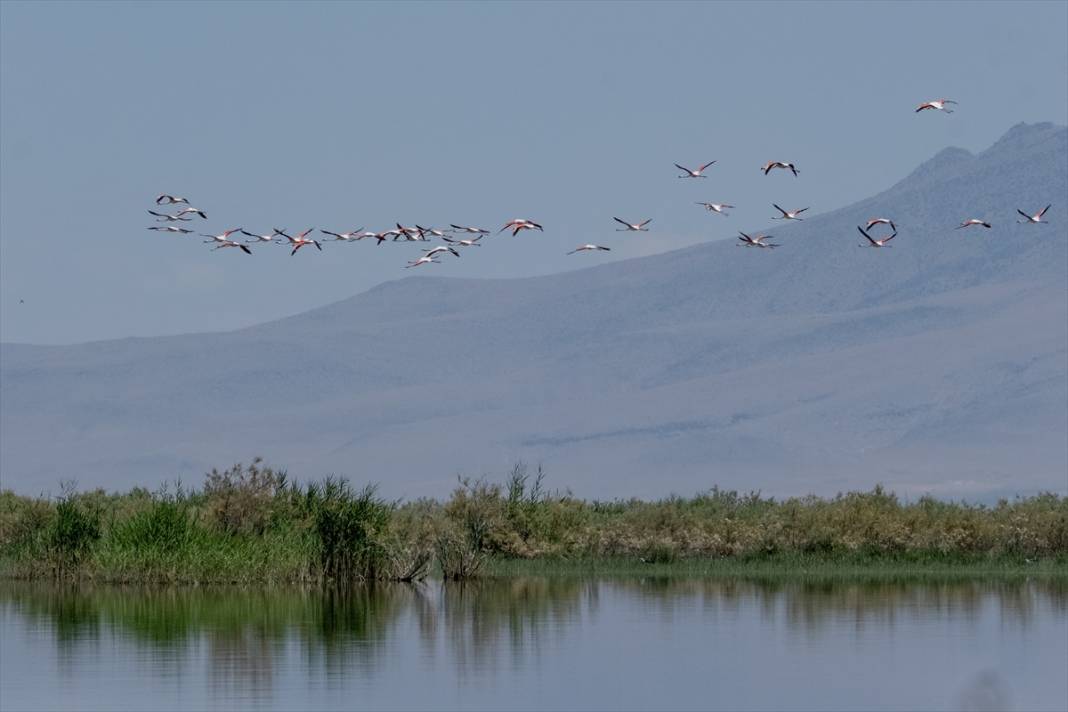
1;462;1065;584
308;479;392;581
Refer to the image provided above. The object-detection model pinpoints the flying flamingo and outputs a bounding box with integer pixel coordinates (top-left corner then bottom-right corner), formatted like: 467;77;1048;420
422;246;460;258
857;225;896;247
737;231;779;249
201;228;251;254
201;228;243;245
155;194;190;205
147;225;193;233
511;222;543;236
240;229;287;244
915;99;956;113
500;219;543;236
1017;205;1051;224
865;218;897;232
210;239;252;255
405;255;440;268
614;217;651;231
397;224;426;241
956;218;991;230
443;236;483;247
320;228;366;242
175;207;207;219
278;228;322;255
147;210;191;222
675;161;716;178
567;244;611;255
376;229;404;243
772;204;809;221
449;224;491;235
762;161;799;176
416;225;451;239
696;202;733;215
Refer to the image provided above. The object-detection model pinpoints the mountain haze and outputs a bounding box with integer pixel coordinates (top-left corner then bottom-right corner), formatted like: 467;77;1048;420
2;123;1066;499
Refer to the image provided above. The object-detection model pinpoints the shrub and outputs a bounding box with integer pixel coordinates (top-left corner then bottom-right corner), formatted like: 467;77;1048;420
203;458;288;536
436;524;485;580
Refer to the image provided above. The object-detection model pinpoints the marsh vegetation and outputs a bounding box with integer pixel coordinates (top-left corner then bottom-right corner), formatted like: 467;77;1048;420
1;461;1065;583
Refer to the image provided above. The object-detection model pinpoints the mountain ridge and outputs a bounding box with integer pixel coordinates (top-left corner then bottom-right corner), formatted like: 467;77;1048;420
2;122;1065;499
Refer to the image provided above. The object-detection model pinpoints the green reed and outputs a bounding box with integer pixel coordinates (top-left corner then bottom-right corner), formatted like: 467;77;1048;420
1;461;1065;583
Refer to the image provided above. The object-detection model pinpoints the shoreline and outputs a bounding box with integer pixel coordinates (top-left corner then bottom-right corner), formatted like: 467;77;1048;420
3;553;1065;586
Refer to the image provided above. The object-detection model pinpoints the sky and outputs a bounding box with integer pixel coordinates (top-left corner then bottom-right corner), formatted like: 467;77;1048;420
1;1;1066;345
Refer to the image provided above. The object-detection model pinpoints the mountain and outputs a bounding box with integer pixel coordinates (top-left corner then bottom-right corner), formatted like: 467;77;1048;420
2;122;1066;500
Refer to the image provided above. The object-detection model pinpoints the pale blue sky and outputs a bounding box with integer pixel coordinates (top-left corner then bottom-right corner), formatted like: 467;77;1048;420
2;0;1066;344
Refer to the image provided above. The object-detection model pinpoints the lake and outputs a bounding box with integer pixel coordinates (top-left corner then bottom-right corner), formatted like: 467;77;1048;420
1;577;1065;711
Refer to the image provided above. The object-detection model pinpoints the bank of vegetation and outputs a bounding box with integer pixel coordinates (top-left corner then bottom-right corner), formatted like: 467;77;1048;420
1;460;1065;583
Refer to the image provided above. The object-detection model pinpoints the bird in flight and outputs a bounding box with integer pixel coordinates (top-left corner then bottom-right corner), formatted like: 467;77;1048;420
278;228;322;255
213;240;252;255
500;219;543;236
915;99;957;113
147;210;192;222
397;224;427;241
374;229;404;244
417;226;451;239
443;236;483;247
614;217;651;232
201;229;251;254
696;202;733;215
857;225;896;247
155;194;190;205
175;207;207;220
201;228;243;244
865;218;897;232
761;161;799;176
450;224;491;235
320;229;366;242
147;225;193;234
772;204;808;221
422;246;461;259
956;218;991;229
567;244;611;255
737;231;779;249
1017;205;1051;224
405;255;440;268
675;161;716;178
241;229;287;244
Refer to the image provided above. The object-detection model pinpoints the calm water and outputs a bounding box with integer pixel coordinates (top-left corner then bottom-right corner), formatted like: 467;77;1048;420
1;578;1065;711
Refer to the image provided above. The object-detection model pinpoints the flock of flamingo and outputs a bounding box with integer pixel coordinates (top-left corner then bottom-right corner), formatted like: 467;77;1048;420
145;98;1054;266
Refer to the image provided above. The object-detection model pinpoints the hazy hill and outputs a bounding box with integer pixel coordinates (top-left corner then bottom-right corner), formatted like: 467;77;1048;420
2;122;1065;499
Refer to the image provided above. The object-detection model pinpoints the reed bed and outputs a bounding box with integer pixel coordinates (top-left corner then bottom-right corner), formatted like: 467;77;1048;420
1;460;1065;583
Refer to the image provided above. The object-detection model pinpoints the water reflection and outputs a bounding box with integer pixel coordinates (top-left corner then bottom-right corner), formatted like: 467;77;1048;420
2;576;1065;710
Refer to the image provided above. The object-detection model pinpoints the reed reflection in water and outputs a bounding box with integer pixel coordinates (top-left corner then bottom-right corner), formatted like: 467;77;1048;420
2;577;1065;711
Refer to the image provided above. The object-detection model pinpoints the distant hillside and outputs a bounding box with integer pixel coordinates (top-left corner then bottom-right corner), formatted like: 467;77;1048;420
2;122;1065;500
